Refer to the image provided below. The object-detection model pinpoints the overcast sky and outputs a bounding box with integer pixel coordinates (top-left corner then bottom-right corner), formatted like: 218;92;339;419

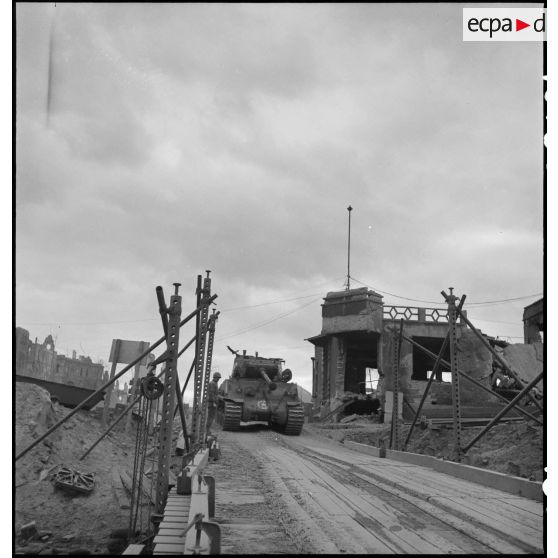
15;3;544;399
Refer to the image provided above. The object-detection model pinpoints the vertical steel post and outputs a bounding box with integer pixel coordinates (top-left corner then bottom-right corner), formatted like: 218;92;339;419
445;288;463;462
191;272;212;446
200;309;219;439
403;295;467;450
346;205;353;290
390;320;403;450
154;283;182;515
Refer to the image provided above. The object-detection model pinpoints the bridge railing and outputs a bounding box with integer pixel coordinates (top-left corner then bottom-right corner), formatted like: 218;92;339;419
383;305;453;323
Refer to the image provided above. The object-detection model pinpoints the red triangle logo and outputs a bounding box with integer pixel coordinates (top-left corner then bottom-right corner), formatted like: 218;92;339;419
516;19;530;31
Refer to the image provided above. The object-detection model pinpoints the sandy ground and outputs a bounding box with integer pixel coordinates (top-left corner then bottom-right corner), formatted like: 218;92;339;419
15;384;136;554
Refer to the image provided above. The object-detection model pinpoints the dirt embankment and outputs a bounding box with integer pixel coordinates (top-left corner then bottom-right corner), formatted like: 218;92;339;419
306;417;544;481
15;383;136;554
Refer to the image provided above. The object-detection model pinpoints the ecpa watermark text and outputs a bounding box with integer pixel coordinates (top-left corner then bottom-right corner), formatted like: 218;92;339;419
463;8;546;41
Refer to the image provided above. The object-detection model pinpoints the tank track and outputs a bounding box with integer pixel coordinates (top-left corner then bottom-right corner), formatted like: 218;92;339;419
222;401;242;431
283;404;304;436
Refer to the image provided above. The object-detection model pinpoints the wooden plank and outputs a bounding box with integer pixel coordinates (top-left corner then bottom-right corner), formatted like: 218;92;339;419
268;446;481;554
112;486;131;510
122;544;145;555
159;521;187;530
163;504;189;509
153;534;185;545
153;542;185;553
330;450;542;551
157;527;187;536
497;495;543;515
267;448;433;553
351;469;526;555
433;495;542;549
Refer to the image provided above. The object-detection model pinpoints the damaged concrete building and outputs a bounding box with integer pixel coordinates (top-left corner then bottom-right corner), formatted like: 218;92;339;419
523;298;543;344
16;326;104;390
307;288;541;421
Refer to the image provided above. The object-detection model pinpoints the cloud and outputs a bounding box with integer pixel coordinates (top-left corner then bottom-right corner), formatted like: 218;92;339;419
15;4;543;393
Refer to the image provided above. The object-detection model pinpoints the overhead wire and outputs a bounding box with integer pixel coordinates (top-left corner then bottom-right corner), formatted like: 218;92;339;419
351;276;542;307
216;297;321;342
220;292;323;312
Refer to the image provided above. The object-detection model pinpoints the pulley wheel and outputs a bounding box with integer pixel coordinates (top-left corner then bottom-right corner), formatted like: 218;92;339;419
141;376;164;400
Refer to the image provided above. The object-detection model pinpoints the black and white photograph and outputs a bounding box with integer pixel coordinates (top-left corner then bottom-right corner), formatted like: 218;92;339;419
15;2;546;554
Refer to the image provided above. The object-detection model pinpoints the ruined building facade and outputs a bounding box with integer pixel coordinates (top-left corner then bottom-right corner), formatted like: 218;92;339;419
307;288;500;419
15;327;104;390
523;298;543;344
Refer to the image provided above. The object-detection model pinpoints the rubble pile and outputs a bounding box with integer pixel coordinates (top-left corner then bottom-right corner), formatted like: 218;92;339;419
15;383;134;554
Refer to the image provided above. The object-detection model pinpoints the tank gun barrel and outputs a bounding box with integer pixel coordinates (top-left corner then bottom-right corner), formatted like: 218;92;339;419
259;368;277;391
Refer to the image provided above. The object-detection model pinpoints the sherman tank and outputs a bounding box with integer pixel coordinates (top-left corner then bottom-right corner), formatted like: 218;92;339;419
217;348;304;435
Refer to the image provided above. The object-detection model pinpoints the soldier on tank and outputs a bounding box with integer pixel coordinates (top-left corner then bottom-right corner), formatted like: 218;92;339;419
206;372;221;435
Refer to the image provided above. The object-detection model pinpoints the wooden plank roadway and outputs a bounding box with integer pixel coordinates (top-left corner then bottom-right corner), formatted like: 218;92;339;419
152;432;543;554
298;443;543;545
273;435;544;554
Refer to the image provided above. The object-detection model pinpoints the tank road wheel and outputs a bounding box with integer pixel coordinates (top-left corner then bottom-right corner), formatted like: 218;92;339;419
284;404;304;436
222;402;242;431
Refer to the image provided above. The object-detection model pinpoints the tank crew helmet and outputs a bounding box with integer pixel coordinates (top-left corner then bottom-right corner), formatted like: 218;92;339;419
213;372;221;380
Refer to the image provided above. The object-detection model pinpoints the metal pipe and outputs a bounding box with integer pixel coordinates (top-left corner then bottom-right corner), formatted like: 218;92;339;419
175;376;189;453
177;334;197;360
181;358;197;397
402;334;543;426
156;286;170;337
462;371;544;453
443;292;543;412
80;395;141;460
16;296;216;462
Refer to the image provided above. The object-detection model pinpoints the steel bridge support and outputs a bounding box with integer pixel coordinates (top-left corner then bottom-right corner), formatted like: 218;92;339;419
154;284;182;515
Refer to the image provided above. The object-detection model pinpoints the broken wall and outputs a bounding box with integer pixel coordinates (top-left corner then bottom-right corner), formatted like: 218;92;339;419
455;329;498;404
503;342;544;392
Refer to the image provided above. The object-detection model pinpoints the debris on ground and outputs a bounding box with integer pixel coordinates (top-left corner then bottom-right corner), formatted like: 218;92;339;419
53;467;96;495
339;414;358;424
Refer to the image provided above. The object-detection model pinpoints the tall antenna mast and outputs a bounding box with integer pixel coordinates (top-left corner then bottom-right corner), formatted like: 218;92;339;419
346;205;353;290
46;3;57;127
